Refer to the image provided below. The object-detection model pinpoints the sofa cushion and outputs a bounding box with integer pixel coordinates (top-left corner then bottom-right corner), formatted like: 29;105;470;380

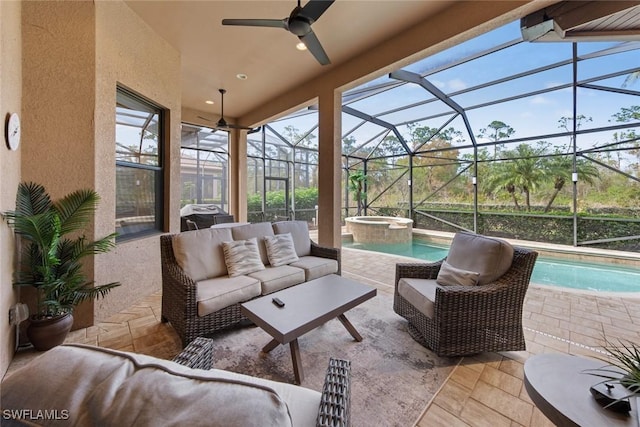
197;275;261;317
1;345;295;427
289;256;339;281
172;227;232;281
231;222;275;264
248;265;306;294
272;221;311;257
209;368;321;427
398;278;441;319
222;238;266;277
446;232;514;285
436;260;480;287
264;233;299;267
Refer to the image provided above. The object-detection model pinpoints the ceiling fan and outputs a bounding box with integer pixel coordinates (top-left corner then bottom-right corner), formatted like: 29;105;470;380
222;0;335;66
198;89;255;132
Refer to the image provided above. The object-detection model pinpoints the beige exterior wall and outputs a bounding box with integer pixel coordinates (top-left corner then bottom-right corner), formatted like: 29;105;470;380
0;0;22;378
93;1;181;321
2;0;180;375
21;1;97;328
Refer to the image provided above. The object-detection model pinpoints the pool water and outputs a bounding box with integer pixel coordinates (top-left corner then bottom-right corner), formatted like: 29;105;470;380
344;241;640;293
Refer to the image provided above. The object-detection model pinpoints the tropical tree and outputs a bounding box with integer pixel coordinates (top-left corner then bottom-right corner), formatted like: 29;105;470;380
483;144;547;210
348;170;367;215
542;155;600;212
477;120;515;159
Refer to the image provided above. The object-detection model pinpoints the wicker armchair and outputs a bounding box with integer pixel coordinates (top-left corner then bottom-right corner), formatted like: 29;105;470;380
160;232;341;347
173;337;352;427
394;235;538;357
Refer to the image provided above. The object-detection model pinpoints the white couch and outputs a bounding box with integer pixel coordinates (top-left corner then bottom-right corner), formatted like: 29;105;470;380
1;338;351;426
160;221;341;346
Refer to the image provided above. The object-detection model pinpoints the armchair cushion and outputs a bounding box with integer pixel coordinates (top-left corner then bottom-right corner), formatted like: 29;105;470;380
264;233;299;266
222;238;265;277
272;220;312;257
172;228;233;281
397;278;441;319
446;232;514;285
231;222;275;264
436;260;480;286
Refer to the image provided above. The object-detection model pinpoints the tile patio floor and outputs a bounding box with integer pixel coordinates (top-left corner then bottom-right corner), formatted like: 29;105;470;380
6;245;640;426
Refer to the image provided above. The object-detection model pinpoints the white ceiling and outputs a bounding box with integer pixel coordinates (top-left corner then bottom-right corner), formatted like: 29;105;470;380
124;0;455;119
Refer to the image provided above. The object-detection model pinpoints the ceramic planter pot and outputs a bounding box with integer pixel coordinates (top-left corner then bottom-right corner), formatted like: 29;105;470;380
26;313;74;351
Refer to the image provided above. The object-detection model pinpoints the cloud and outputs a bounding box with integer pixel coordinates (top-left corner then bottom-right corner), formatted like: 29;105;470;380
448;78;467;91
530;95;551;105
432;79;446;90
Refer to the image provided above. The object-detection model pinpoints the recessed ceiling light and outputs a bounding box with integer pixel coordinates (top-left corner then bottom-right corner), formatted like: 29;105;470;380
205;100;214;105
296;42;307;51
236;73;248;80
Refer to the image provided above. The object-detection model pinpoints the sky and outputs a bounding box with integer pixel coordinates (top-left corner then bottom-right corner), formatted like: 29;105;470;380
268;20;640;160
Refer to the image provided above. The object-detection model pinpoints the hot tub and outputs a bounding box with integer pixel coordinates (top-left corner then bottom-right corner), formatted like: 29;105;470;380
345;216;413;245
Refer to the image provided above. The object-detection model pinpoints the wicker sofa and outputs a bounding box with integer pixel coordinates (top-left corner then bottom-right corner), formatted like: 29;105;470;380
161;221;341;346
1;337;351;426
394;232;538;357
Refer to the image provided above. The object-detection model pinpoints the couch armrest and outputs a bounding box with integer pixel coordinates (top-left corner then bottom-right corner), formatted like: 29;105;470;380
311;241;342;275
316;358;351;427
172;337;213;370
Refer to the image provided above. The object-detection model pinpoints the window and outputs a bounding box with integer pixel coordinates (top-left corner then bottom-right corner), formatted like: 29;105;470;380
180;124;230;212
115;87;164;240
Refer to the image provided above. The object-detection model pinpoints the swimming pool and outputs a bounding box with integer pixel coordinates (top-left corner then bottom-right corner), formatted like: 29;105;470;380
343;241;640;293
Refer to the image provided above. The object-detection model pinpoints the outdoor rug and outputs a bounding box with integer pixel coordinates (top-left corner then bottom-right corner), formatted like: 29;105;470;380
207;290;460;427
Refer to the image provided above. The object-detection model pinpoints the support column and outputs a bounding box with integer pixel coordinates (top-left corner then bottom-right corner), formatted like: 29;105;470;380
317;89;341;248
229;128;247;222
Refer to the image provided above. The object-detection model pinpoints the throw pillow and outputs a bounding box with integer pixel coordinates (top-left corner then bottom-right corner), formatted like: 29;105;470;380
436;260;480;286
264;233;299;267
222;238;266;277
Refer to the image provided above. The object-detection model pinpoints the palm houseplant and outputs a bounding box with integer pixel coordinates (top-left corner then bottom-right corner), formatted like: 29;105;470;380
2;182;120;350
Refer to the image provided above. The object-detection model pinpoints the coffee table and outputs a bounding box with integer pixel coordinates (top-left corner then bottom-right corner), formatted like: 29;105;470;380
240;274;376;384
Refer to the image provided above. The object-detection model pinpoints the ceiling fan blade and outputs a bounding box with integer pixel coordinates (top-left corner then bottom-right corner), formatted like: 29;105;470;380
300;0;335;22
197;115;214;122
221;18;286;29
300;30;330;65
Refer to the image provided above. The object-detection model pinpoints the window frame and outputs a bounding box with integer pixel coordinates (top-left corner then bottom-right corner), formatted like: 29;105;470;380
115;86;165;242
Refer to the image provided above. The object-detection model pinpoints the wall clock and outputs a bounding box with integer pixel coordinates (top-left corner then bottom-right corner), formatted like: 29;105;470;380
6;112;21;151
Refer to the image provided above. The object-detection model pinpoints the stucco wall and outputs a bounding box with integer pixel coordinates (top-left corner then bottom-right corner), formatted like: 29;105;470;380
21;0;97;328
93;1;181;321
0;0;22;378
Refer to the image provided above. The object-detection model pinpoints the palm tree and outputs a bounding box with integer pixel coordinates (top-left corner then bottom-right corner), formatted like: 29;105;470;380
348;170;367;216
2;182;120;317
542;156;600;213
484;144;547;211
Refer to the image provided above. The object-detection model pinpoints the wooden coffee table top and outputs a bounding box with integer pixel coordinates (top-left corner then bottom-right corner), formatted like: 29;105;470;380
524;353;639;427
241;274;376;344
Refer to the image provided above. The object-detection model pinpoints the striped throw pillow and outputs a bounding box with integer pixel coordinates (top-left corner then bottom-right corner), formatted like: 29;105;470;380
222;238;266;277
264;233;299;267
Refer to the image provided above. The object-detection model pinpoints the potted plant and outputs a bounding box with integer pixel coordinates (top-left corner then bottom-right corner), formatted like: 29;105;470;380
2;182;120;350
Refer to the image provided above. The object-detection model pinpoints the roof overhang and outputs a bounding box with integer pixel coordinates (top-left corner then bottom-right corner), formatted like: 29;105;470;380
521;1;640;42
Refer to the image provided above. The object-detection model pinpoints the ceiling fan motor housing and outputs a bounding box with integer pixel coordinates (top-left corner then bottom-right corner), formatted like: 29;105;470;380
288;7;313;36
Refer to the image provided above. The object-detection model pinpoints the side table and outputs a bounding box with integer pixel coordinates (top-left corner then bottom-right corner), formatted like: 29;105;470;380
524;353;639;427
